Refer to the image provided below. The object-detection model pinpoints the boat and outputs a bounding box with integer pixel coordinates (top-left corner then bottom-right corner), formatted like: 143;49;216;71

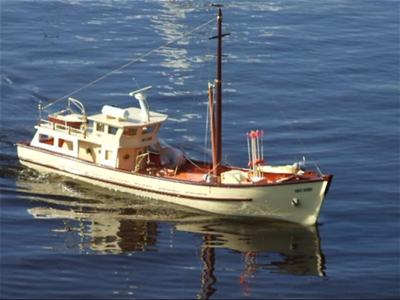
16;8;333;225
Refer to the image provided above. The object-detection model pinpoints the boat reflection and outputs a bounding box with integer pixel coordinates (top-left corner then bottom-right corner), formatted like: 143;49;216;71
16;175;191;253
177;218;326;299
176;218;326;276
17;174;325;296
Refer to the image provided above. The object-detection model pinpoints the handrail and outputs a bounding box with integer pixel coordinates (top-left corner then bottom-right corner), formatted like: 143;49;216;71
38;119;86;136
68;97;86;115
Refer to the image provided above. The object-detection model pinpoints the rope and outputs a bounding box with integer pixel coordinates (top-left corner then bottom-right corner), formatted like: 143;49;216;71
182;152;210;172
184;154;222;176
42;16;217;110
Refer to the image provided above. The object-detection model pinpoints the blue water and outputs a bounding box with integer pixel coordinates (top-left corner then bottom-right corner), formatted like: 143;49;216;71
1;0;399;298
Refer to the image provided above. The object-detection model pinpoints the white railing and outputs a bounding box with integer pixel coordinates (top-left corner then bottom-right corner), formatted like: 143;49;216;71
38;119;88;137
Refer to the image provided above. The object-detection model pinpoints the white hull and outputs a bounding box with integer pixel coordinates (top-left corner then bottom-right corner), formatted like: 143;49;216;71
17;143;331;225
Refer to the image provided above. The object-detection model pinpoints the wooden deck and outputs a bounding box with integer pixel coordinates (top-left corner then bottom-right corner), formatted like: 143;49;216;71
138;153;321;185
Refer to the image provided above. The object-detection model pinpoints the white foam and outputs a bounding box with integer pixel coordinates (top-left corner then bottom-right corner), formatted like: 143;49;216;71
2;75;13;85
228;2;282;12
87;20;104;25
124;15;148;20
182;113;201;120
168;117;189;123
75;35;97;42
55;59;94;65
183;135;196;142
158;90;202;97
173;128;187;132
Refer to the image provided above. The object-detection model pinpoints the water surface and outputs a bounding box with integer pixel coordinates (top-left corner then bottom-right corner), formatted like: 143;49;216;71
1;0;399;298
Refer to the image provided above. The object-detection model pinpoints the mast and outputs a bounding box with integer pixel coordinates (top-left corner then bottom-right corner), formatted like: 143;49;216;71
208;6;229;180
215;8;223;177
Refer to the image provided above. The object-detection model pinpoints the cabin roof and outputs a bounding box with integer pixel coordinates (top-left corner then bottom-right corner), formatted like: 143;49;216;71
88;107;168;128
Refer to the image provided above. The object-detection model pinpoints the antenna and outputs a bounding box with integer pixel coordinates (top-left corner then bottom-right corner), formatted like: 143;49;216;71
129;86;152;123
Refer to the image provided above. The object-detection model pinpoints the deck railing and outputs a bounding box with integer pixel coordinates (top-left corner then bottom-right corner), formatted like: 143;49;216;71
38;119;91;137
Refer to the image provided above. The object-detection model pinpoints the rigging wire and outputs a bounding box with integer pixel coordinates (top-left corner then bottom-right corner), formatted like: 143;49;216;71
42;16;217;110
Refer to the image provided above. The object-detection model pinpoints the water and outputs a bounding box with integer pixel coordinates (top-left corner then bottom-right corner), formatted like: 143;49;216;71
1;0;399;298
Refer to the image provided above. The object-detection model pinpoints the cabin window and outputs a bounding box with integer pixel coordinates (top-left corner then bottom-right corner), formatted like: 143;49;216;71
108;126;118;135
39;134;54;145
96;123;105;132
142;126;155;135
58;138;73;151
105;150;112;160
123;128;137;136
87;120;94;133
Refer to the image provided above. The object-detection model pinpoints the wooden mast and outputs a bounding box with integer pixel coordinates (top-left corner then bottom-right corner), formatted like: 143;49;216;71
215;8;223;177
209;6;228;180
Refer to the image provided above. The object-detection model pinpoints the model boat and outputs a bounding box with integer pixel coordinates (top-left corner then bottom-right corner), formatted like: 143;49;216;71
16;9;332;225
